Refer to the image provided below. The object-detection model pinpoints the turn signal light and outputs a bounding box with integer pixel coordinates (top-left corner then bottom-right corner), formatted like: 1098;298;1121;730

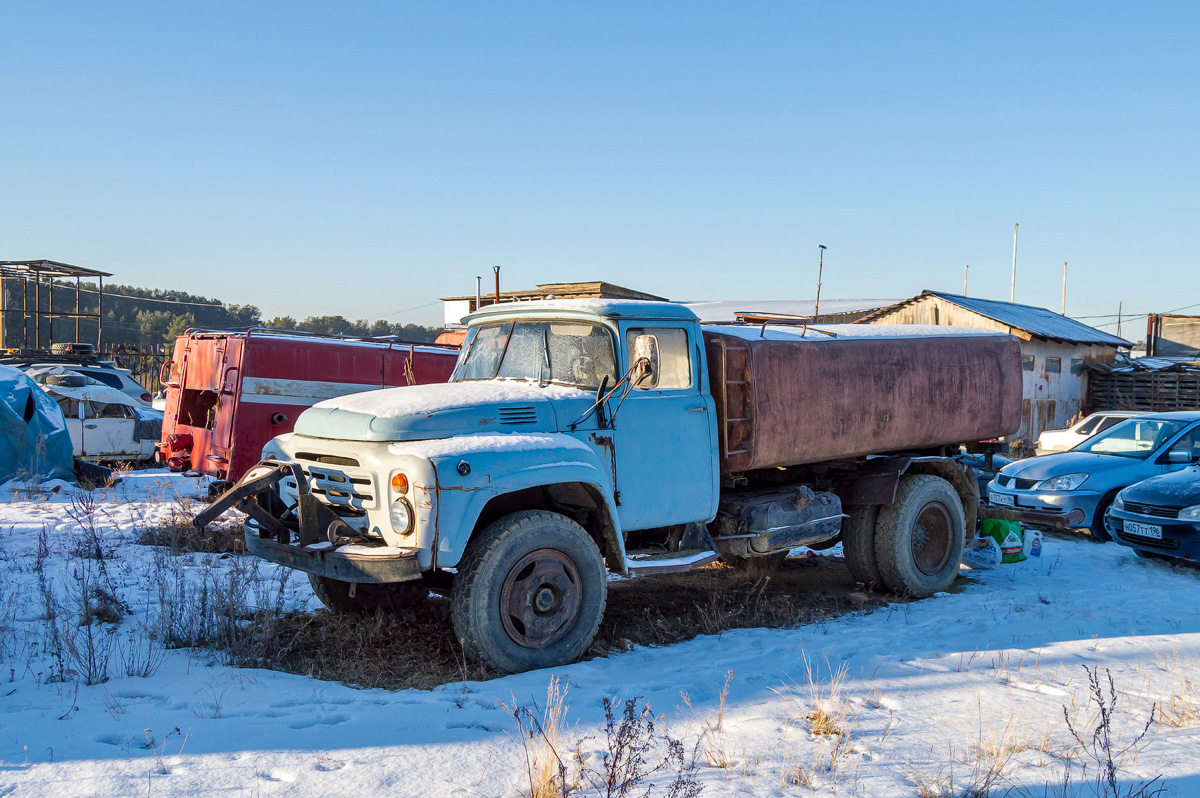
390;472;409;494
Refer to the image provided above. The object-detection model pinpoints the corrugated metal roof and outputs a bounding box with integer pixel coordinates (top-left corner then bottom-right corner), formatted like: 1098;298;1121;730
862;291;1132;347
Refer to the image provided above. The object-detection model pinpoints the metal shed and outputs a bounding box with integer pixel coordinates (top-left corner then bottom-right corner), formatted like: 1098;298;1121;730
856;291;1131;444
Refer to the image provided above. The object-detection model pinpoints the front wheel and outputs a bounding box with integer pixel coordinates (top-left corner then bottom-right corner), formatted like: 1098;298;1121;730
451;510;607;674
874;475;966;597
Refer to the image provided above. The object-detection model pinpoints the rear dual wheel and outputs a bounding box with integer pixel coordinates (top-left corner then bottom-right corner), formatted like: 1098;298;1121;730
842;475;966;597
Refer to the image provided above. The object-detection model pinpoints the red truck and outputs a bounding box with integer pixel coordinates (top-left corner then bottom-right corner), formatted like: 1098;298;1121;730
157;328;458;485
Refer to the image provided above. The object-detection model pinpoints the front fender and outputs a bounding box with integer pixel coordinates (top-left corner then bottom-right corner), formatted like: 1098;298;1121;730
388;433;623;569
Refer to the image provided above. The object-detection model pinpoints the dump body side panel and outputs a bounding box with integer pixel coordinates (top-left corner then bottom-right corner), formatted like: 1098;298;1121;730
704;329;1022;473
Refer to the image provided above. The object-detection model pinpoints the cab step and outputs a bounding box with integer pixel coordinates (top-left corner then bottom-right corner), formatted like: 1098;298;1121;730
624;547;720;576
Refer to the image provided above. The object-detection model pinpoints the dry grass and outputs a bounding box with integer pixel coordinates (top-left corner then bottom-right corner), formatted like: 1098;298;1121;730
507;677;576;798
681;670;735;770
215;554;879;691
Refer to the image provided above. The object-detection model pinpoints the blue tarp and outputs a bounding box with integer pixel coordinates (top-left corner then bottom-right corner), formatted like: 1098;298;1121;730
0;364;75;484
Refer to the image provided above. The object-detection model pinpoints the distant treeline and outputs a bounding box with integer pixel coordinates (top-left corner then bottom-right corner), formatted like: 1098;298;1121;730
1;280;441;351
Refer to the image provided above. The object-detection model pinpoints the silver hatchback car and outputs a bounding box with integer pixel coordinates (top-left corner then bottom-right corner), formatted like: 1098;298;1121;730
987;411;1200;539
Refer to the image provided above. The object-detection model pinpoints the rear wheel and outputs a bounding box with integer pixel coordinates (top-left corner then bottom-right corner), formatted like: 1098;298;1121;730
874;475;965;597
842;505;882;588
1089;491;1119;542
451;510;607;673
308;574;429;615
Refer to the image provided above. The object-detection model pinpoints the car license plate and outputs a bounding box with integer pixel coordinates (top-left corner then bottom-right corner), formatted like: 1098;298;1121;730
1125;520;1162;539
989;491;1015;507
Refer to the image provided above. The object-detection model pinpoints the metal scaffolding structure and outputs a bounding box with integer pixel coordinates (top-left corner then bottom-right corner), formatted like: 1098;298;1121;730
0;260;112;350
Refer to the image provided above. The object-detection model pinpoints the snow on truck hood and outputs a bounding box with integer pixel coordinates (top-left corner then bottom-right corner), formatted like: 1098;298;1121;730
293;381;588;443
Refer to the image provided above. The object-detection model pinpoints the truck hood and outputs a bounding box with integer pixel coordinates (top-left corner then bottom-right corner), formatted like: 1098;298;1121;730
998;450;1144;482
292;380;589;442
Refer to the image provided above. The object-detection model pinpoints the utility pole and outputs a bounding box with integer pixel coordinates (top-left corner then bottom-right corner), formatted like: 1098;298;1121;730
1061;262;1067;314
815;245;827;317
1010;223;1019;302
1117;301;1123;339
963;265;969;295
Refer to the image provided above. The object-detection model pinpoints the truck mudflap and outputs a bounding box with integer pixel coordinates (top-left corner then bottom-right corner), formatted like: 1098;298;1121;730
977;502;1085;530
193;460;422;584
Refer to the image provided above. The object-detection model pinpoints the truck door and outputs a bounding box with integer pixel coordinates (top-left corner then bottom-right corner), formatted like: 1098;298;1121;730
611;322;719;530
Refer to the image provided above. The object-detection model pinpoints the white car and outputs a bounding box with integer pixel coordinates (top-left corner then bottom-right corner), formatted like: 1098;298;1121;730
1035;411;1141;455
40;372;163;462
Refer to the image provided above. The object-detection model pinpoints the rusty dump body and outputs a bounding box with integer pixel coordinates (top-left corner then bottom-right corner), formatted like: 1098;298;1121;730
703;324;1023;475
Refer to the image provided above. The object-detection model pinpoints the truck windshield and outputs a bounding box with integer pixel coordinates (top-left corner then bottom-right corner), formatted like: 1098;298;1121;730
451;320;618;390
1073;418;1187;458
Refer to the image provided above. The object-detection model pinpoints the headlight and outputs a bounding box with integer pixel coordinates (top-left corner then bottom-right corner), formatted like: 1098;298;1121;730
1112;492;1125;511
389;499;414;534
1180;505;1200;521
1037;473;1089;491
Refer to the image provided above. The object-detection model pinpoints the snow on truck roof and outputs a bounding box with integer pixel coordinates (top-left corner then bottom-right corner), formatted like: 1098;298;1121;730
703;323;1014;342
467;298;700;322
464;299;1017;343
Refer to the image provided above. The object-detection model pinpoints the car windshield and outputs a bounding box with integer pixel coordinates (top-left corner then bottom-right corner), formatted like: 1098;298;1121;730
451;320;618;390
1073;418;1188;458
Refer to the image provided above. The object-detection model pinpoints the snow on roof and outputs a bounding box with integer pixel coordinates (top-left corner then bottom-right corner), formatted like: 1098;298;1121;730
703;323;1011;343
864;291;1131;347
468;298;698;322
683;299;896;323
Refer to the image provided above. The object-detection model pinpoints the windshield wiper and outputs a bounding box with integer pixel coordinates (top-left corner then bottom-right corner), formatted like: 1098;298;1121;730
539;328;552;387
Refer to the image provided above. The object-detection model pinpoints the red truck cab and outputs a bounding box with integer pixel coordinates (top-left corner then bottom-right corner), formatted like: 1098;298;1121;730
157;328;458;484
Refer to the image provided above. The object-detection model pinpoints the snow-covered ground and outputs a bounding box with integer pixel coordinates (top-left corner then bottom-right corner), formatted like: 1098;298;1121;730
1;472;1198;797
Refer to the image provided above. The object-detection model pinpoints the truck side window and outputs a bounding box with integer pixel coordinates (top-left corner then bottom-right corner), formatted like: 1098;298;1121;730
627;328;692;389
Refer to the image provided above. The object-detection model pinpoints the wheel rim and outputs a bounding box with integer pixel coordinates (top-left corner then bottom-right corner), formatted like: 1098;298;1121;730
911;501;953;576
499;548;582;649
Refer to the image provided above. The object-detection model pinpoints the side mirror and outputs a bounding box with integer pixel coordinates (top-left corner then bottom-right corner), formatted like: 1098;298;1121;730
632;334;659;389
1167;449;1194;465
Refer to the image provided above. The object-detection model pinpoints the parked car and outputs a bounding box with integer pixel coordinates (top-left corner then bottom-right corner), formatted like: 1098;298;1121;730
40;372;163;463
1106;464;1200;562
987;411;1200;540
2;347;153;407
1035;411;1141;455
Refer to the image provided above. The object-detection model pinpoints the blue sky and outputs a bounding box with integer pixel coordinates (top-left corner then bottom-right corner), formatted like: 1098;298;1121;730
2;2;1196;332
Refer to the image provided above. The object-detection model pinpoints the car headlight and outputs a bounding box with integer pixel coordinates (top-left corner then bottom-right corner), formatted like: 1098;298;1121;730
1037;473;1089;491
1180;505;1200;522
1112;491;1125;511
389;499;414;534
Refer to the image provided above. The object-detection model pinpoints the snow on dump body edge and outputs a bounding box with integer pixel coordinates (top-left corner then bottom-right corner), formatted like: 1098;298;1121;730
312;380;589;418
388;431;593;459
702;323;1012;342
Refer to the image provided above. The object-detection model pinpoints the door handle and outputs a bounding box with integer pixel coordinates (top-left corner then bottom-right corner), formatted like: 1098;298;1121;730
84;424;99;429
685;405;707;413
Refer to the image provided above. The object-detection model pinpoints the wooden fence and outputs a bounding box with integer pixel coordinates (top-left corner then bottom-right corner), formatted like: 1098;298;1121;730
1088;371;1200;412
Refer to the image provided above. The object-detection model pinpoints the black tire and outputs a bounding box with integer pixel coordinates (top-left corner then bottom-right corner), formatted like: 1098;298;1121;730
1090;491;1119;542
718;550;788;569
451;510;607;674
308;574;429;615
874;475;966;597
842;505;882;588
